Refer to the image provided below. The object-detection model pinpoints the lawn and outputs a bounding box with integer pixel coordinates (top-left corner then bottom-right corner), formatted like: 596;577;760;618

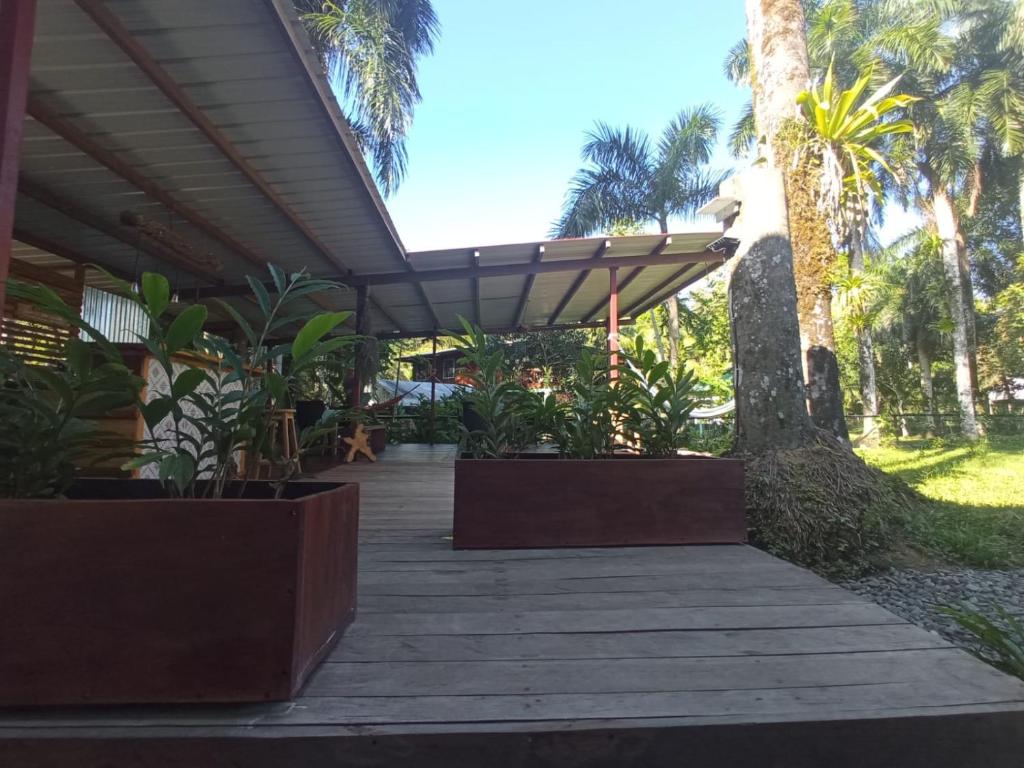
858;435;1024;568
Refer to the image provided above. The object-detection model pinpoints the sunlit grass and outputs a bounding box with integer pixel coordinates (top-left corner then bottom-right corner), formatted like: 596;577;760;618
858;436;1024;568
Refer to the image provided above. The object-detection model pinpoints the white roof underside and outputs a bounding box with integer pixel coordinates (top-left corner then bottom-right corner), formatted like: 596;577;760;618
14;0;726;339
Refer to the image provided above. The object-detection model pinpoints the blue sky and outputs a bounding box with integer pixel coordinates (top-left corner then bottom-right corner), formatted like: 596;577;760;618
385;0;751;252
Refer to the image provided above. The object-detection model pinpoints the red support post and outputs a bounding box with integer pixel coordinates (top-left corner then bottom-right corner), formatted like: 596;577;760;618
0;0;37;317
608;267;620;380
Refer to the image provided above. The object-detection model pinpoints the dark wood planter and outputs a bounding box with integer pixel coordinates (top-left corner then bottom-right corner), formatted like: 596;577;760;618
0;479;359;706
454;456;745;549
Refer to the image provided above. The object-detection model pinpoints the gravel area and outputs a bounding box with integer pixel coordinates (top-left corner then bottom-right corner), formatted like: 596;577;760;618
842;568;1024;649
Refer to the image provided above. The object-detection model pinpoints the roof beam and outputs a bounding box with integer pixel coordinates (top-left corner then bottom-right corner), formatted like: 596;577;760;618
12;228;134;282
374;318;635;341
221;248;720;293
626;265;711;319
71;0;356;278
512;245;544;327
578;236;674;323
580;266;645;323
18;177;222;284
547;239;609;326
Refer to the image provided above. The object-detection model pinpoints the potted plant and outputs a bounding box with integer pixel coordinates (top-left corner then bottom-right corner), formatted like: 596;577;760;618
0;266;361;706
452;320;745;549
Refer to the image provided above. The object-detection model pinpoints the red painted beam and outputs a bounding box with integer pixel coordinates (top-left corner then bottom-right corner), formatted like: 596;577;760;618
512;245;545;327
581;266;645;324
0;0;37;316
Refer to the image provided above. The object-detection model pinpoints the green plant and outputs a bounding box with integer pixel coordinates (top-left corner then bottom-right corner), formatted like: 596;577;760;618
940;603;1024;680
616;336;697;456
556;349;618;459
450;318;537;458
106;265;356;498
0;314;141;499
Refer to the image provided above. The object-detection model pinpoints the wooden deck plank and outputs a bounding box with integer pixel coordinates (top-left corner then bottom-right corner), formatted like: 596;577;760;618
3;443;1023;767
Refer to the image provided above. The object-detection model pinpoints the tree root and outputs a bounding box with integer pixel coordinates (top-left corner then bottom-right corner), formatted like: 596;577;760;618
733;430;922;578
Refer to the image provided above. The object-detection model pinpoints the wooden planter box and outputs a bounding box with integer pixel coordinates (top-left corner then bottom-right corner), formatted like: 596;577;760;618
454;456;745;549
0;479;359;706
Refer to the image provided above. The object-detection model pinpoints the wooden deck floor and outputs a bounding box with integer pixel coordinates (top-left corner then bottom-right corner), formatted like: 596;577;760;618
3;444;1024;767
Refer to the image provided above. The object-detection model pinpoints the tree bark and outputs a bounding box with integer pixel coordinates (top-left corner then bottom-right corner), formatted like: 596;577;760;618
723;167;815;453
932;187;980;441
916;332;937;436
648;307;666;361
849;225;879;447
746;0;848;444
728;0;817;454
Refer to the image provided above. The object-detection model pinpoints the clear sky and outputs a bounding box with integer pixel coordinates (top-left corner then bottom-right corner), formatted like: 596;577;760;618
384;0;751;252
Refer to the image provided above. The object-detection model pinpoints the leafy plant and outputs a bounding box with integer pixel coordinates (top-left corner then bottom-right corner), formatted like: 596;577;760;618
450;318;537;458
110;265;355;498
616;336;697;456
940;603;1024;680
0;281;143;498
795;64;917;232
556;349;618;459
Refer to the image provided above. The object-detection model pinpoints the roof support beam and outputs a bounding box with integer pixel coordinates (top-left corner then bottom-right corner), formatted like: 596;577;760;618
71;0;356;278
0;0;37;317
12;228;134;283
580;266;645;323
512;245;544;328
18;177;222;284
373;318;634;340
626;265;711;319
200;249;722;296
547;239;609;325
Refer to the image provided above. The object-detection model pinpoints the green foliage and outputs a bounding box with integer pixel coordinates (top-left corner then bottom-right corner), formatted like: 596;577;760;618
616;336;697;456
451;320;698;460
450;318;539;458
553;105;724;237
795;64;916;238
296;0;439;194
940;603;1024;680
0;326;141;498
114;265;355;498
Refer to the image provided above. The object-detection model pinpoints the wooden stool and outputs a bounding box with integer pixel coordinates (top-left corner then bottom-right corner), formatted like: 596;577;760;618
268;408;301;474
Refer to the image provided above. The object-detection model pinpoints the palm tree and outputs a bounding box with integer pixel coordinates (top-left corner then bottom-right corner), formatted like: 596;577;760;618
730;0;818;453
296;0;440;195
552;106;724;367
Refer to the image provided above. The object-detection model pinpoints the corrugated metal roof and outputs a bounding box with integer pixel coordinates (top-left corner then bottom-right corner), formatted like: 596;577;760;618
13;1;729;340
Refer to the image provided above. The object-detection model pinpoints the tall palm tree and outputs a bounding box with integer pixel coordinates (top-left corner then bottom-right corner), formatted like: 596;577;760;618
296;0;440;195
552;106;723;367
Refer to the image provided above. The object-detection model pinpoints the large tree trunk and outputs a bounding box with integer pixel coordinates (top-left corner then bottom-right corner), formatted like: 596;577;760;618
932;187;980;441
724;167;815;453
916;332;937;436
746;0;848;443
849;224;879;447
648;307;666;361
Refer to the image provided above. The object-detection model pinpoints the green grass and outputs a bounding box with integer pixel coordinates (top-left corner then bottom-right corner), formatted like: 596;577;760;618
858;435;1024;568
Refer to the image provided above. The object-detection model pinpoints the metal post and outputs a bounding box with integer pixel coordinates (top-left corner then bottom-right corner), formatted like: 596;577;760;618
429;334;437;445
608;267;620;380
0;0;37;318
351;284;368;409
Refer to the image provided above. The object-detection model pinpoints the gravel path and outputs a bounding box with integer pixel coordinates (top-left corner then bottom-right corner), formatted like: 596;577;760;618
842;568;1024;649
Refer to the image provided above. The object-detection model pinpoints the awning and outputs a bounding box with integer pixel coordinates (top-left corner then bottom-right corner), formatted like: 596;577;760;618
12;1;732;341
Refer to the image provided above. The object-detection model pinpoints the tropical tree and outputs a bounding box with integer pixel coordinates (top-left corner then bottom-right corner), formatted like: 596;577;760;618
552;106;724;367
296;0;440;195
794;64;916;442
